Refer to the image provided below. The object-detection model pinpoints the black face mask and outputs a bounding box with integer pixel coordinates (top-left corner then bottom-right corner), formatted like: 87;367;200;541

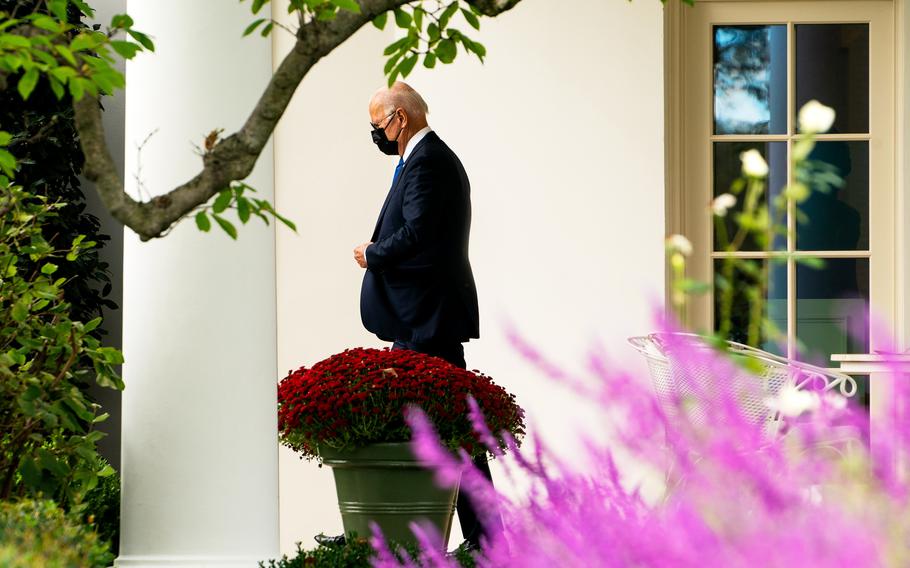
371;115;401;156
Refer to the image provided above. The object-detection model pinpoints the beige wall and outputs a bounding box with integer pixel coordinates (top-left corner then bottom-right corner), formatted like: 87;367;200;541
274;0;665;553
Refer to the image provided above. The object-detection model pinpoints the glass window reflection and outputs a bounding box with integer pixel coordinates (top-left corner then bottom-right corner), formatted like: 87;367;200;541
797;141;869;251
714;25;787;135
796;24;869;134
796;259;869;367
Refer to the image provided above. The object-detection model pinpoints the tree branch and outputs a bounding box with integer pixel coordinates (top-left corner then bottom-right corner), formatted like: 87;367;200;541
72;0;524;241
464;0;524;17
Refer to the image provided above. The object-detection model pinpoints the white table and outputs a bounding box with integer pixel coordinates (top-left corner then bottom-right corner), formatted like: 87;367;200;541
831;353;910;474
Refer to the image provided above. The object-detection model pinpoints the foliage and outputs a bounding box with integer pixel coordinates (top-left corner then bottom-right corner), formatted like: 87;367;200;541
277;347;525;460
0;182;122;507
0;1;116;332
260;536;475;568
368;325;910;567
82;456;120;556
0;498;113;567
193;180;297;240
0;0;294;239
242;0;489;87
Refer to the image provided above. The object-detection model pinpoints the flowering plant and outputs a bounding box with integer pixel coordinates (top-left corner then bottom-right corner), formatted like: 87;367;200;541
277;348;525;461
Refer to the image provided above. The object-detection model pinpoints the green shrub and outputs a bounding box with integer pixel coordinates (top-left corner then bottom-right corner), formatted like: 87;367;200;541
82;457;120;555
259;537;476;568
0;183;123;507
0;498;113;567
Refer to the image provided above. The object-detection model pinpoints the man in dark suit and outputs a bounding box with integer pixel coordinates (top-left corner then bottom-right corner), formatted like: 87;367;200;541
353;82;495;548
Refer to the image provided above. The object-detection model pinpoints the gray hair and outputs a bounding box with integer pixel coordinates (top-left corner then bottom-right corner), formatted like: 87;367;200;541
371;82;429;119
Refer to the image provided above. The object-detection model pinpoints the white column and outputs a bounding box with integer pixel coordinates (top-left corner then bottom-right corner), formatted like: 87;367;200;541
117;1;278;566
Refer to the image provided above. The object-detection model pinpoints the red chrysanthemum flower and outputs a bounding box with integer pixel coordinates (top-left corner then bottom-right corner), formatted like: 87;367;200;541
277;348;525;461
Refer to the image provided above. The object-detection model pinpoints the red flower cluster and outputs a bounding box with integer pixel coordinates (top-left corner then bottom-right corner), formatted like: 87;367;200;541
277;347;525;460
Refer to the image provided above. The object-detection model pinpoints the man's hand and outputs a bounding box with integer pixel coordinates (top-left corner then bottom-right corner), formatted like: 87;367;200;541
354;242;372;269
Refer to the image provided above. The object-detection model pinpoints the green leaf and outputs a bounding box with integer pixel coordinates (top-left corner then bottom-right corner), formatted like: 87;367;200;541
111;14;134;28
213;189;232;213
439;2;459;29
128;30;155;51
464;38;486;61
0;149;15;175
70;33;95;52
0;131;11;146
243;18;266;36
71;0;95;17
384;51;404;74
461;8;480;30
37;449;70;478
331;0;361;14
398;53;418;78
394;8;412;28
413;7;424;31
12;297;29;323
423;52;437;69
384;37;410;56
47;0;68;21
212;214;238;239
97;464;116;477
272;211;297;232
435;38;457;64
677;278;711;295
427;23;440;43
0;34;31;49
17;67;39;100
195;211;211;232
237;198;251;224
109;40;141;59
795;256;826;269
96;346;125;365
372;12;388;30
84;317;103;332
68;77;85;100
54;44;78;66
32;15;62;32
41;263;58;275
251;0;270;14
260;22;274;36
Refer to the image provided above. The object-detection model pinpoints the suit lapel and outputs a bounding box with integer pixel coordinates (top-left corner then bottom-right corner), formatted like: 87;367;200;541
371;133;436;238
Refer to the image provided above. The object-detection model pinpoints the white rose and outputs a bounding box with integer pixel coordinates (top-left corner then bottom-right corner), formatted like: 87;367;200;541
798;100;836;134
712;193;737;217
740;149;769;178
665;234;692;257
764;385;820;417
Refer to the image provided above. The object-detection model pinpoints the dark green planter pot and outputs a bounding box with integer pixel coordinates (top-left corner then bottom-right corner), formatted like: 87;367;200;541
319;442;461;545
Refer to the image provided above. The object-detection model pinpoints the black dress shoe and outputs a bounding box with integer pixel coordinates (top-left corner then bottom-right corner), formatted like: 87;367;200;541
314;533;347;547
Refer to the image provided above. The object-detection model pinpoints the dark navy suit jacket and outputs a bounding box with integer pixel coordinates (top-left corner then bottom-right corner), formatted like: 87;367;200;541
361;131;480;343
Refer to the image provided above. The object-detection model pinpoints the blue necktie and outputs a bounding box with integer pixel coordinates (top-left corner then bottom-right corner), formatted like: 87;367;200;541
391;158;404;188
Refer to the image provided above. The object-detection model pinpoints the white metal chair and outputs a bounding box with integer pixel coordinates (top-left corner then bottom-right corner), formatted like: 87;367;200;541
627;332;858;437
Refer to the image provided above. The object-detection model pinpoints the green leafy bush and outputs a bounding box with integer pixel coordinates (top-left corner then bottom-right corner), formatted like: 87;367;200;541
0;182;123;507
82;457;120;555
260;537;476;568
0;498;113;567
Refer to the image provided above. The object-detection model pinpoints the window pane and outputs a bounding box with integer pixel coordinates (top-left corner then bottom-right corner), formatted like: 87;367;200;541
796;259;869;367
714;141;787;251
714;258;787;355
797;141;869;251
714;25;787;134
796;24;869;134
